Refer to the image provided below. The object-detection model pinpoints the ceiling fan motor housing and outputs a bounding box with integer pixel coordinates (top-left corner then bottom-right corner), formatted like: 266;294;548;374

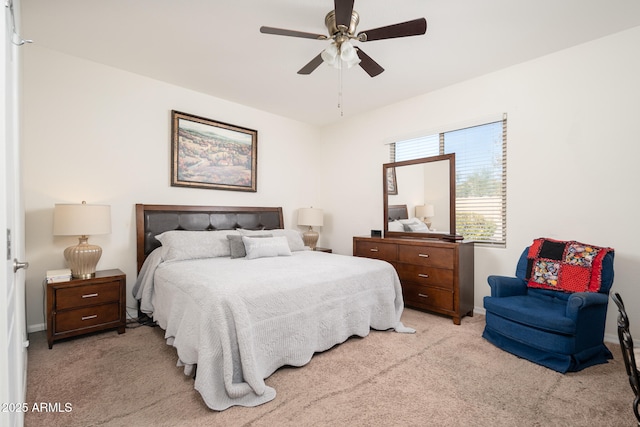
325;10;360;38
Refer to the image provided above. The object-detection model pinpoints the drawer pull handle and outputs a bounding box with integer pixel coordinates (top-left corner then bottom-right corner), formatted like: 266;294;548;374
82;293;99;298
418;253;429;258
418;293;429;298
81;315;98;321
418;274;430;278
370;248;379;252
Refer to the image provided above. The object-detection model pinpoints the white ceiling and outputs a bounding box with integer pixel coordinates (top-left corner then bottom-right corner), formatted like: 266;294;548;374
20;0;640;126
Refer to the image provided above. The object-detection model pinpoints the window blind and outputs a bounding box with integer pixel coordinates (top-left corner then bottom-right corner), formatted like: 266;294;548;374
391;116;507;246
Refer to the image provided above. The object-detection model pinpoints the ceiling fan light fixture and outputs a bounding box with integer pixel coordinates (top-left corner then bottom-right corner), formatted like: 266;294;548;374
321;40;360;69
321;42;339;67
340;41;360;69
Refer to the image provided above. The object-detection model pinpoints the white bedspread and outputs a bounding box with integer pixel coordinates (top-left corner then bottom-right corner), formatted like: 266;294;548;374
134;250;413;410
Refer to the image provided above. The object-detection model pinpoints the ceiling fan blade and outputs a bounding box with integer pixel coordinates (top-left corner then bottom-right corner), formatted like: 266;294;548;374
334;0;355;29
297;53;324;75
356;48;384;77
358;18;427;42
260;26;327;40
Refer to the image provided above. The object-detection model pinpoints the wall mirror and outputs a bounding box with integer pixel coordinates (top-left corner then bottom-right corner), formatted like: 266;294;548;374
383;153;456;239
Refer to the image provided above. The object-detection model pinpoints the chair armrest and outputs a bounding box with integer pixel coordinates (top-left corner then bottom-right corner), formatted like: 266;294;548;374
487;275;528;298
566;292;609;317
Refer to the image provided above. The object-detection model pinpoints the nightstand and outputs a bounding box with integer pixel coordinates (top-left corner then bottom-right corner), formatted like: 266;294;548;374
314;247;332;253
47;269;126;349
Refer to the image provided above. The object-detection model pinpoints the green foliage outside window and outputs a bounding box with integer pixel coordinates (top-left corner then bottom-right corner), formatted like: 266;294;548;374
456;211;497;241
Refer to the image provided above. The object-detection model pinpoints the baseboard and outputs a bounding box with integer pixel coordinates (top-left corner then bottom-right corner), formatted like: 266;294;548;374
603;332;618;344
29;306;620;344
473;306;619;345
473;307;486;316
27;323;46;333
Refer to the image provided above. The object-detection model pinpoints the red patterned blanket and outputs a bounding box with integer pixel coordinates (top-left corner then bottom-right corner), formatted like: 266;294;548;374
526;238;614;293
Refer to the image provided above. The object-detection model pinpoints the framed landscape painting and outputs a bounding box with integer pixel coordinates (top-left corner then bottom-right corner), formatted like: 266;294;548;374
171;110;257;192
386;167;398;195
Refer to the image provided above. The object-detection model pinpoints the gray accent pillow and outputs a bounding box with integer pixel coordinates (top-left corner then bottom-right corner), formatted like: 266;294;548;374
400;218;430;232
406;222;429;232
227;234;272;258
239;228;306;252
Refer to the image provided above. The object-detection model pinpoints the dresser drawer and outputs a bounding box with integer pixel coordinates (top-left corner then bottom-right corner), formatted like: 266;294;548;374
398;245;454;269
56;281;121;310
402;282;454;312
396;264;454;289
354;240;397;261
55;303;120;333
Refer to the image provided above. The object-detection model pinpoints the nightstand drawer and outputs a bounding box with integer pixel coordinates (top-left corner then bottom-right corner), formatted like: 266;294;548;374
402;282;454;312
56;281;121;310
396;264;454;289
398;245;454;269
354;240;397;260
55;303;120;333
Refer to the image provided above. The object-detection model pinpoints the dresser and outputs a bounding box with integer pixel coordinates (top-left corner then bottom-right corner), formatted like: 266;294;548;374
353;236;474;324
47;269;126;348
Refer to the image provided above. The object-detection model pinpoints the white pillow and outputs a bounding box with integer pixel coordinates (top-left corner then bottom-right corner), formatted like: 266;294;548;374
270;229;305;251
407;221;429;232
242;236;292;260
398;217;418;224
388;221;405;232
227;233;271;258
399;218;429;232
238;229;270;236
239;228;305;252
156;230;239;261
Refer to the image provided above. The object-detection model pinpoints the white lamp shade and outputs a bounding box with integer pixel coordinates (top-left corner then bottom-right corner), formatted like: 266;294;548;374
321;41;361;69
298;208;324;227
340;41;361;69
321;42;339;66
53;203;112;236
415;204;435;218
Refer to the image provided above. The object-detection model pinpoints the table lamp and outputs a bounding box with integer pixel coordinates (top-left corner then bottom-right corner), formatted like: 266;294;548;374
297;207;323;250
415;204;435;229
53;201;111;279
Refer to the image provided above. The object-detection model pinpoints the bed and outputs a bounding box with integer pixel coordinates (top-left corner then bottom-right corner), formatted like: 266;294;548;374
132;204;413;410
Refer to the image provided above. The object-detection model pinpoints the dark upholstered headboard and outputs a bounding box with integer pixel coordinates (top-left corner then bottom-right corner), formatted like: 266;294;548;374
135;204;284;272
388;204;409;221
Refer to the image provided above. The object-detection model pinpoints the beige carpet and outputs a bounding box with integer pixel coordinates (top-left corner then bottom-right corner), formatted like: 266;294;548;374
25;309;636;427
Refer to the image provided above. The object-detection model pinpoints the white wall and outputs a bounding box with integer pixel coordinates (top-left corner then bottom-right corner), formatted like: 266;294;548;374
21;46;322;330
319;26;640;339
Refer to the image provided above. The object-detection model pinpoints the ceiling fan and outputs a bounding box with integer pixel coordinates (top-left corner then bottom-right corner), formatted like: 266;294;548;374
260;0;427;77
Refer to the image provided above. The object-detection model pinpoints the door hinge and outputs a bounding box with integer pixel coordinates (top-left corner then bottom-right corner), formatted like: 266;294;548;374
6;229;11;260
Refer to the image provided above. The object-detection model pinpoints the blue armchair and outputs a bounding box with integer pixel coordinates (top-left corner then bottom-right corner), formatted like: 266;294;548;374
482;243;615;373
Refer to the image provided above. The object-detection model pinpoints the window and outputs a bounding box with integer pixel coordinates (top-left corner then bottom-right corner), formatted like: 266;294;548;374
391;116;507;246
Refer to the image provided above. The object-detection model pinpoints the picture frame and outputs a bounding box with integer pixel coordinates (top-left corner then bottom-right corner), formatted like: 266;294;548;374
386;167;398;195
171;110;258;192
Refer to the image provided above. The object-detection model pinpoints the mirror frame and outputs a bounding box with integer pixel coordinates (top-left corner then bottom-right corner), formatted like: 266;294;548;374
383;153;456;240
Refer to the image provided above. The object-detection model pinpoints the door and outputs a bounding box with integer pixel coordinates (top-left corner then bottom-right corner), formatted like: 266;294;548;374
2;1;29;426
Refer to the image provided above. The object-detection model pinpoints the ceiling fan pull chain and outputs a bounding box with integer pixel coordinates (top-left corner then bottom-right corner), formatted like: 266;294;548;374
338;61;344;116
